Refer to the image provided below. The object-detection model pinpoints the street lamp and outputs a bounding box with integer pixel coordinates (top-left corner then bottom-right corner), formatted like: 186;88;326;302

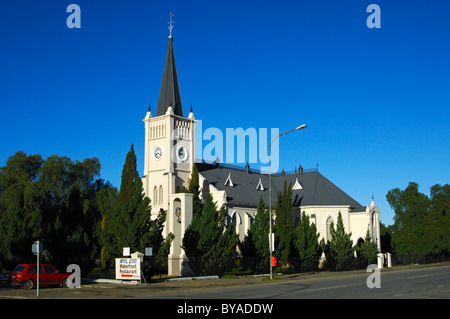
268;124;307;279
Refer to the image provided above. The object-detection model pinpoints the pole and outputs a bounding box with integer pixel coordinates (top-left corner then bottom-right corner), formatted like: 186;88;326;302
269;161;273;280
36;240;39;297
268;124;307;280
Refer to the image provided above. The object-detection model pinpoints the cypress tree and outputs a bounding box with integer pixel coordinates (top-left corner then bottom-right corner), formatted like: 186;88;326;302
357;228;378;266
185;164;203;219
324;211;354;271
274;180;293;265
182;192;237;275
107;144;152;254
239;195;269;258
293;211;323;272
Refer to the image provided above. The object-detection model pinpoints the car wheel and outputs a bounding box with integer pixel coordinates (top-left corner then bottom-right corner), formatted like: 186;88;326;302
24;280;34;290
62;277;69;288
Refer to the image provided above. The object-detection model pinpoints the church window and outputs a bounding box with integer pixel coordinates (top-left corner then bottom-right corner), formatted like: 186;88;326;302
153;186;158;205
247;213;254;227
159;185;163;205
326;216;334;242
229;211;241;235
231;213;237;226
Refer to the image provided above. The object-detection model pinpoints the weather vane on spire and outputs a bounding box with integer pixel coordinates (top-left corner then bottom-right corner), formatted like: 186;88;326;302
168;13;174;38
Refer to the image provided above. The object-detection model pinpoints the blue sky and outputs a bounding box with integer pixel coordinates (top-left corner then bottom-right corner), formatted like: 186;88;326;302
1;0;449;226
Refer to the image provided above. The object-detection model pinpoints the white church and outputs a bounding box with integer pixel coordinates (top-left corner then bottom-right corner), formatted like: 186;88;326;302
141;21;381;276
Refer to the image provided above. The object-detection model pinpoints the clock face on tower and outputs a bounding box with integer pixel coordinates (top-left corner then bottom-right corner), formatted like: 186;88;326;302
153;146;163;160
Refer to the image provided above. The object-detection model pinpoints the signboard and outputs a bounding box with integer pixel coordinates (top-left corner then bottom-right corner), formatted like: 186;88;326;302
115;258;141;280
145;247;153;256
269;233;275;252
123;247;130;256
32;241;43;255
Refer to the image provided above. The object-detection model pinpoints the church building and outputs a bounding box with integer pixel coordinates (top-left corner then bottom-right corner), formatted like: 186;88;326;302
141;20;381;276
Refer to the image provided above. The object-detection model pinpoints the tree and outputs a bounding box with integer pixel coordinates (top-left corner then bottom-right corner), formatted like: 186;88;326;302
97;184;119;271
33;155;104;272
101;145;173;275
239;195;270;259
182;192;238;275
387;182;431;255
387;182;450;257
293;212;323;272
0;151;42;267
274;180;294;265
379;222;393;254
0;151;107;272
356;228;379;267
105;145;152;253
429;184;450;255
324;212;354;271
182;164;203;219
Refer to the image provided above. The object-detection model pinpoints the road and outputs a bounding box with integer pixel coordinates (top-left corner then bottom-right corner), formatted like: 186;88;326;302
0;263;449;299
144;263;450;299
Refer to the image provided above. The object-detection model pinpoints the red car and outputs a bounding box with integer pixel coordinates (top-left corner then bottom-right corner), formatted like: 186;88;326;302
9;264;71;289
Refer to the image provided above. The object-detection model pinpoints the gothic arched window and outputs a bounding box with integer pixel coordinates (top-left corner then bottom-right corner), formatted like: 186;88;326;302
153;186;158;206
159;185;163;206
326;216;334;242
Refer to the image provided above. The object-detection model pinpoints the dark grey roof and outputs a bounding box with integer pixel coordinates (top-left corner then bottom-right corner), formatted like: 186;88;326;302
156;37;183;117
197;162;365;212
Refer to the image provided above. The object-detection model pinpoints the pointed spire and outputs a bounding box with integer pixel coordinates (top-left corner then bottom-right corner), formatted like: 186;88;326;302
145;100;152;119
156;14;183;117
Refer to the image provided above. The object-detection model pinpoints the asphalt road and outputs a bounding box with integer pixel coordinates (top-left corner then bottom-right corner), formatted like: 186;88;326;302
1;262;449;300
145;263;450;299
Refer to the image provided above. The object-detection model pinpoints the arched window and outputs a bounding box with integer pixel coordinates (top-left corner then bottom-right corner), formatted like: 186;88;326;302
153;186;158;205
159;185;163;206
326;216;334;242
229;211;241;236
231;213;237;226
229;211;242;225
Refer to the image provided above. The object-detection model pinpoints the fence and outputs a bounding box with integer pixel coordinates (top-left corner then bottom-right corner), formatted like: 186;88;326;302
155;253;450;278
115;253;450;280
390;254;450;266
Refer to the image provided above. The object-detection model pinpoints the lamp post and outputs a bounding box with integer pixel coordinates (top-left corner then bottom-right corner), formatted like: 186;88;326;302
269;124;307;279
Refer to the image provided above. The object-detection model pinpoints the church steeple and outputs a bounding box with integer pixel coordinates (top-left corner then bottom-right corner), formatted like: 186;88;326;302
156;14;183;117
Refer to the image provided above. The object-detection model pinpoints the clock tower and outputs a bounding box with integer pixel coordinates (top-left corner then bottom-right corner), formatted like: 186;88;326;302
142;17;195;276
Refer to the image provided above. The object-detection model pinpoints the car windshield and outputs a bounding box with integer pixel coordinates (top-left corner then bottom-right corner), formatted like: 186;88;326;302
12;265;26;273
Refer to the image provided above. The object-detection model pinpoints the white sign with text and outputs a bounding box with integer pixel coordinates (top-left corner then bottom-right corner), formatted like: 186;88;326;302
115;258;141;280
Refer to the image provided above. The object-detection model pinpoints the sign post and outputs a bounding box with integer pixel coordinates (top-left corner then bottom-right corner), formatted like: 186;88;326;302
32;240;43;297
